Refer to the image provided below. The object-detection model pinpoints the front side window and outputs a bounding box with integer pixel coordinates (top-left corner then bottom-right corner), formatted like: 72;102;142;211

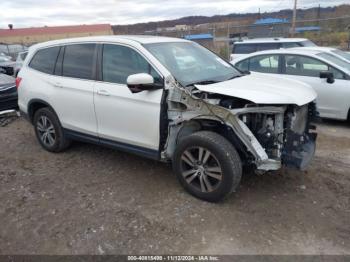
249;55;280;73
328;66;346;80
145;42;240;87
29;46;60;74
102;44;162;85
284;55;328;77
62;44;96;80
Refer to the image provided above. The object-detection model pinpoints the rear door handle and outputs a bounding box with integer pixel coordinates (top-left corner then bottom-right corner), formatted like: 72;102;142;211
97;90;110;96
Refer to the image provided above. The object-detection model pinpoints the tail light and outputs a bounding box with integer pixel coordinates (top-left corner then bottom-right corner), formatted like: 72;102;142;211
15;77;22;89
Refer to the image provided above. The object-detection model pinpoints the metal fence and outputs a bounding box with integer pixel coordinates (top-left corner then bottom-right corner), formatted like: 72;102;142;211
149;16;350;60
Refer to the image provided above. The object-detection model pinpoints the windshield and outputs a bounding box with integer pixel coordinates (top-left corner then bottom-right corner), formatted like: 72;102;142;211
317;52;350;72
331;49;350;62
144;42;241;86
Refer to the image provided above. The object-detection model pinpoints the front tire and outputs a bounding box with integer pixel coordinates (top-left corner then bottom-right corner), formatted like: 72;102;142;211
33;107;71;152
173;131;242;202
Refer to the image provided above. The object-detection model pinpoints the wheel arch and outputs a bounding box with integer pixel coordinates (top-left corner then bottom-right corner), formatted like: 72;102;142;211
27;99;58;124
175;119;250;163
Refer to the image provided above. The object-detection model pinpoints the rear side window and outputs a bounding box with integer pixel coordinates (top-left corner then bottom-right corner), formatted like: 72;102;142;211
62;44;96;80
233;44;257;54
29;47;60;74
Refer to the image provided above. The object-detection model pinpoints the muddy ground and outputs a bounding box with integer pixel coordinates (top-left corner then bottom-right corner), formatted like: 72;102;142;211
0;117;349;255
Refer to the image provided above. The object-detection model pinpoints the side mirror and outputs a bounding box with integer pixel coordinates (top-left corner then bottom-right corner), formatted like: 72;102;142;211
127;73;161;93
320;71;335;84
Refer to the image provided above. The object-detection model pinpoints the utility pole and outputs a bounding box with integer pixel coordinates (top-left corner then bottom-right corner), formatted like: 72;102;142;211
348;25;350;50
316;4;321;26
291;0;297;37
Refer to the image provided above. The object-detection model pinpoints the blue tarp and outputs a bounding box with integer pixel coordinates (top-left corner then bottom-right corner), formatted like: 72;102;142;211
184;33;213;40
254;18;289;25
295;26;321;33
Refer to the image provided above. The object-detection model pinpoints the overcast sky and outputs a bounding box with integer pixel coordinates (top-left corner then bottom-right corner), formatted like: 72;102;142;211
0;0;348;28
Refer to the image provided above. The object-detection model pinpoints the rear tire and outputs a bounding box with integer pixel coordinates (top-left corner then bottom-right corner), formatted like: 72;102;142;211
33;107;71;152
173;131;242;202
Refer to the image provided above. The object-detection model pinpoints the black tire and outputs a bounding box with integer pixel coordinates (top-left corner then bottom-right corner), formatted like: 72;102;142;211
173;131;242;202
33;107;71;153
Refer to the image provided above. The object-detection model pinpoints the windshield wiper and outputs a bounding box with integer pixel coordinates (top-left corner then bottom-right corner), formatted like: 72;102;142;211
186;80;218;87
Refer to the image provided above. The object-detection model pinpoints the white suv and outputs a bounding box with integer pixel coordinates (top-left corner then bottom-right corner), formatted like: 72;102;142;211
231;37;316;61
18;36;318;202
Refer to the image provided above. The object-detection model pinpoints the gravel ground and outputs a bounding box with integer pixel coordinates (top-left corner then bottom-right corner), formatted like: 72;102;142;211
0;117;349;255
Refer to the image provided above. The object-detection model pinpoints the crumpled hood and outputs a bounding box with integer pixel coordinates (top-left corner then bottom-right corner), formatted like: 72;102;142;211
195;72;317;106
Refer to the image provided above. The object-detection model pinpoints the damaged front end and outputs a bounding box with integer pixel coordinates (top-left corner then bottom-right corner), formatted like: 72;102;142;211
282;102;318;170
162;77;318;172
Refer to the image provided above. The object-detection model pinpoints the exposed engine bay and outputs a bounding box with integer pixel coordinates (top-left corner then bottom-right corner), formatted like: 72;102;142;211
161;76;318;171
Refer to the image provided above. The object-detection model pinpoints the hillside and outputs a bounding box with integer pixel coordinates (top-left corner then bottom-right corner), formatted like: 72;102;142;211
112;4;350;34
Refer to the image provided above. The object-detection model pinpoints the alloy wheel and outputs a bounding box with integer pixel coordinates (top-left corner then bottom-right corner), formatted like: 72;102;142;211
180;147;222;193
37;116;56;147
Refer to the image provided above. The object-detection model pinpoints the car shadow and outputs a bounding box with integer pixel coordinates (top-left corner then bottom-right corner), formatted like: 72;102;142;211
318;118;350;128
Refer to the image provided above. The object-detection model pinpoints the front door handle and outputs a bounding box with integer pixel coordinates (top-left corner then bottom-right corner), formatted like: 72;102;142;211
97;90;110;96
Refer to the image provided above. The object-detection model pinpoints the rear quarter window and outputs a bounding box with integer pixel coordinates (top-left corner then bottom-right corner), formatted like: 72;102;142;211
235;59;249;72
233;44;257;54
256;43;280;51
29;47;60;74
282;42;301;48
20;52;28;60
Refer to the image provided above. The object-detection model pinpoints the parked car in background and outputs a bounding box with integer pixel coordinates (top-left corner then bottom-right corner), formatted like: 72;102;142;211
0;52;12;60
232;49;350;121
230;38;316;61
0;44;28;60
14;51;28;76
18;36;318;201
0;73;17;111
0;55;15;76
